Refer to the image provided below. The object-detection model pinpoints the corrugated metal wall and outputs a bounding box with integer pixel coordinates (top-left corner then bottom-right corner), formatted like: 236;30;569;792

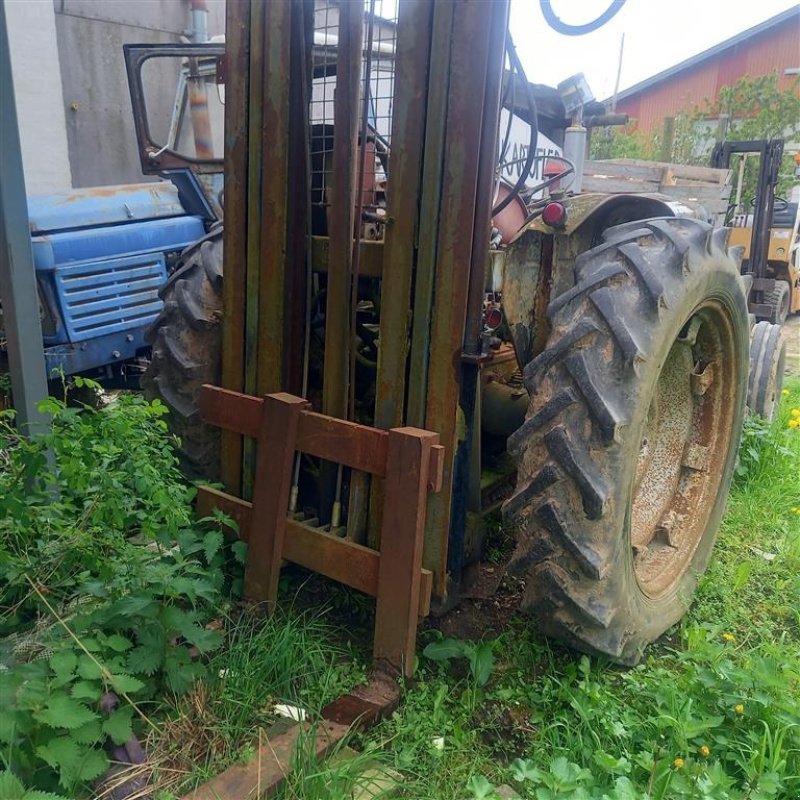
616;17;800;136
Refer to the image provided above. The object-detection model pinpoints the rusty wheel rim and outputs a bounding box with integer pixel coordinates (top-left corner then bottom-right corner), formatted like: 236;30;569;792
631;300;737;599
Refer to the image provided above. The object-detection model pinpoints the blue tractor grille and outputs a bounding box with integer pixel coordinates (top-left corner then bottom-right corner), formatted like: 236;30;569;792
54;252;168;343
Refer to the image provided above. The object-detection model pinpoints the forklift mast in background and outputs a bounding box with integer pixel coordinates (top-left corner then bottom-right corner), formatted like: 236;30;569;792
711;139;784;301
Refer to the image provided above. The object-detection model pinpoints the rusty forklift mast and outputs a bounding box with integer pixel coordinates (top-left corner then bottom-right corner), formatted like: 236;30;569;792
135;0;754;670
218;0;513;603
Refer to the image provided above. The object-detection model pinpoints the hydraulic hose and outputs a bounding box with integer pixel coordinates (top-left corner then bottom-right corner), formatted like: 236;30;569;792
539;0;626;36
492;36;538;217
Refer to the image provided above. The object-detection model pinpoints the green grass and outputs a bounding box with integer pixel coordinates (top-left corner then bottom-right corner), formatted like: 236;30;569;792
8;381;798;798
147;608;367;796
356;379;800;800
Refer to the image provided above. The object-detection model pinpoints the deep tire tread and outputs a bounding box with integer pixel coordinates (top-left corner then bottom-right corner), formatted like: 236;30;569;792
505;216;749;662
543;425;609;520
142;230;223;480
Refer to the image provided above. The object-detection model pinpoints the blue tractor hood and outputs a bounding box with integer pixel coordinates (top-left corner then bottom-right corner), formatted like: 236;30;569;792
27;182;186;233
25;181;206;374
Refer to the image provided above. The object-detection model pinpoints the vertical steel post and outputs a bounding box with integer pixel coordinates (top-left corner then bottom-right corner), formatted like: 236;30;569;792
322;2;363;421
221;0;252;492
0;2;50;433
373;0;436;432
450;1;509;584
225;0;309;495
419;0;506;594
256;0;294;398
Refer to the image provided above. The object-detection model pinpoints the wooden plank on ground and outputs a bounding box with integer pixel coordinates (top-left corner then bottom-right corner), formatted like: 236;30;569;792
180;719;350;800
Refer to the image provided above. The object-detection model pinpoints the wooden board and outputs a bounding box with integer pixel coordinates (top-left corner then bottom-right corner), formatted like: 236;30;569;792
196;486;433;617
199;385;390;477
180;719;350;800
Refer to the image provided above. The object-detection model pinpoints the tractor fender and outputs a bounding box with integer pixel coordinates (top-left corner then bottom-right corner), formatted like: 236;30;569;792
513;192;679;241
502;193;681;372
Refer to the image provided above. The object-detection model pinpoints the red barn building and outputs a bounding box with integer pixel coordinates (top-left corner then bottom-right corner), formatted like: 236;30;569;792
613;5;800;136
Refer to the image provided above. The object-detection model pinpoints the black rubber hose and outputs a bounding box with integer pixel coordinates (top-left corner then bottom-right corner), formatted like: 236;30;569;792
539;0;626;36
492;37;538;217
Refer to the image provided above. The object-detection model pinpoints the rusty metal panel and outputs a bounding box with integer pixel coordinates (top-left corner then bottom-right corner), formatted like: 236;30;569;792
220;0;250;493
240;0;266;497
256;0;294;397
373;0;435;432
420;1;506;594
502;230;548;369
322;2;363;420
368;0;436;548
405;1;455;429
284;1;314;396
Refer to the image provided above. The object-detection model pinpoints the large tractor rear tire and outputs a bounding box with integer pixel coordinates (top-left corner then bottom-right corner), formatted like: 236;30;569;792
142;228;223;481
504;217;749;664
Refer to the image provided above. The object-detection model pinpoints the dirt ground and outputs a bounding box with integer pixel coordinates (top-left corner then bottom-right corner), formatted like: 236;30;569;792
785;313;800;377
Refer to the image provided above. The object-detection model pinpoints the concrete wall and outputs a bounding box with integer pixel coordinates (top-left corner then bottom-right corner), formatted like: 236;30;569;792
4;0;72;194
54;0;225;187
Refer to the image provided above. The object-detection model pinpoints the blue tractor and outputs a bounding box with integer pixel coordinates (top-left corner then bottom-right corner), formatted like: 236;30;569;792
1;42;224;390
24;183;209;384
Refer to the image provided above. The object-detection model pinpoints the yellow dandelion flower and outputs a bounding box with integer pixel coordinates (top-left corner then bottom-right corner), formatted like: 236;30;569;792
792;507;800;515
789;419;800;429
783;389;791;397
792;409;800;418
735;704;744;714
699;745;710;758
673;757;685;769
722;632;735;643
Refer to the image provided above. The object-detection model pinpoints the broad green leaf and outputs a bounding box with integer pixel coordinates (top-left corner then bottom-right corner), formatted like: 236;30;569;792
109;673;144;695
49;651;78;680
593;750;630;775
548;756;584;787
71;681;102;701
76;655;103;681
683;715;724;738
183;625;223;653
74;748;108;783
126;644;163;676
109;594;157;619
24;790;73;799
422;639;467;662
231;540;247;564
103;634;132;653
468;643;494;687
510;758;541;783
202;529;224;564
0;769;25;799
465;774;497;800
36;737;81;774
164;650;201;694
607;776;638;800
71;719;103;745
34;693;98;730
103;706;134;745
0;711;20;743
